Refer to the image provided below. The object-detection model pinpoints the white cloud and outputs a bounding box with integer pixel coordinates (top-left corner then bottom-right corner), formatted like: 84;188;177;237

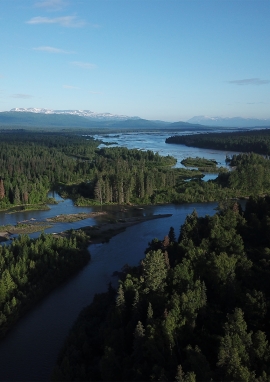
26;15;85;27
11;94;33;99
227;78;270;86
33;46;74;53
71;61;97;69
63;85;80;89
34;0;67;11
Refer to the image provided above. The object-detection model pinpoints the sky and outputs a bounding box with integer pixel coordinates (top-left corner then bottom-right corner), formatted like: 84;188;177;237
0;0;270;121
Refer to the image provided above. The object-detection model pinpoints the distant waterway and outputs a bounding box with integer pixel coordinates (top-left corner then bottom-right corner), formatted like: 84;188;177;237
94;131;240;171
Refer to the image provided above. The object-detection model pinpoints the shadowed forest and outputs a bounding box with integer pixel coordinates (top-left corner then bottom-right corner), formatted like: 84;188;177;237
52;197;270;381
1;128;270;381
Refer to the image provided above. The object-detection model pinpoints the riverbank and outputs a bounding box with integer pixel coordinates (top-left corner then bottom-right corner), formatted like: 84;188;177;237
0;211;172;243
0;222;52;241
46;211;107;223
2;204;50;214
0;202;218;382
0;211;108;241
54;213;173;245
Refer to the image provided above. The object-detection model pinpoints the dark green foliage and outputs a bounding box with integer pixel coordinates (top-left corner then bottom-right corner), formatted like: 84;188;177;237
2;131;270;211
166;128;270;155
0;131;199;209
0;131;101;209
181;156;220;172
174;153;270;203
53;196;270;381
0;232;90;338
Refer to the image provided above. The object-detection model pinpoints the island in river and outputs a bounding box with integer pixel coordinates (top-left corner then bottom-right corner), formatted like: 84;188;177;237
0;211;172;243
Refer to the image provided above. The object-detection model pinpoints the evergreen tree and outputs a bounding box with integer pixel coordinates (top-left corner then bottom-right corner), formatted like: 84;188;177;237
0;179;5;199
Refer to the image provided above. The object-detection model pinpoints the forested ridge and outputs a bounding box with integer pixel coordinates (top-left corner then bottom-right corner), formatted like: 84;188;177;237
52;197;270;381
165;129;270;155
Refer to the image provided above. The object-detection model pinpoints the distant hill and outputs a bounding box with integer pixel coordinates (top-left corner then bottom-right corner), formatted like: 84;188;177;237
187;115;270;128
0;111;172;129
0;110;195;130
2;109;268;130
0;111;97;128
168;120;218;130
10;108;140;122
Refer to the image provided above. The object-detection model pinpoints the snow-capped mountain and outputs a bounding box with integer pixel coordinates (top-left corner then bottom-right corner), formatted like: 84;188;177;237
10;108;140;122
187;115;270;128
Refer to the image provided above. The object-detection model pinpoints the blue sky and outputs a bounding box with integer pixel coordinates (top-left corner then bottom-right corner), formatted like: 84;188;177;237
1;0;269;121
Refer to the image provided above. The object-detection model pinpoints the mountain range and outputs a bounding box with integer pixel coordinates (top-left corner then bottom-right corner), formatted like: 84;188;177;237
10;108;141;122
187;115;270;128
0;108;269;129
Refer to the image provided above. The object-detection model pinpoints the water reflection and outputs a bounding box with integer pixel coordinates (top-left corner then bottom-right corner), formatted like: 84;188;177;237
0;202;218;381
0;132;243;381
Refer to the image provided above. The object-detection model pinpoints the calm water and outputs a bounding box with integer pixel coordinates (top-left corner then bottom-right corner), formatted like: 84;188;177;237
0;133;241;381
94;131;240;169
0;203;218;381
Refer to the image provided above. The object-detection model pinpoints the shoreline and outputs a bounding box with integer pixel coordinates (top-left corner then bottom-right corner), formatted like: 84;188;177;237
0;213;172;243
56;214;173;245
89;213;173;245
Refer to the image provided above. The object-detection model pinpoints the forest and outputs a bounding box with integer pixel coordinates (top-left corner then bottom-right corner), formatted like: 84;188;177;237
0;131;101;210
165;128;270;155
0;131;185;209
1;129;270;378
52;196;270;381
0;230;90;338
2;131;270;210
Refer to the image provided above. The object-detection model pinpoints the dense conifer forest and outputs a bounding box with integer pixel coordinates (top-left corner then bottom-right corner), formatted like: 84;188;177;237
0;130;187;209
165;128;270;155
0;131;101;209
2;131;270;210
2;129;270;381
0;231;90;338
52;196;270;381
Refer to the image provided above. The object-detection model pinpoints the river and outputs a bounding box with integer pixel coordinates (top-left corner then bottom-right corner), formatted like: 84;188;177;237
0;133;241;381
93;130;239;167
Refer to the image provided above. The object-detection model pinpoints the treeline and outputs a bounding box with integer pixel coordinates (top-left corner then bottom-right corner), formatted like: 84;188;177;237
166;128;270;155
172;152;270;203
2;131;270;209
0;131;187;209
61;151;270;205
0;132;101;209
0;231;90;338
65;147;201;205
52;196;270;381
